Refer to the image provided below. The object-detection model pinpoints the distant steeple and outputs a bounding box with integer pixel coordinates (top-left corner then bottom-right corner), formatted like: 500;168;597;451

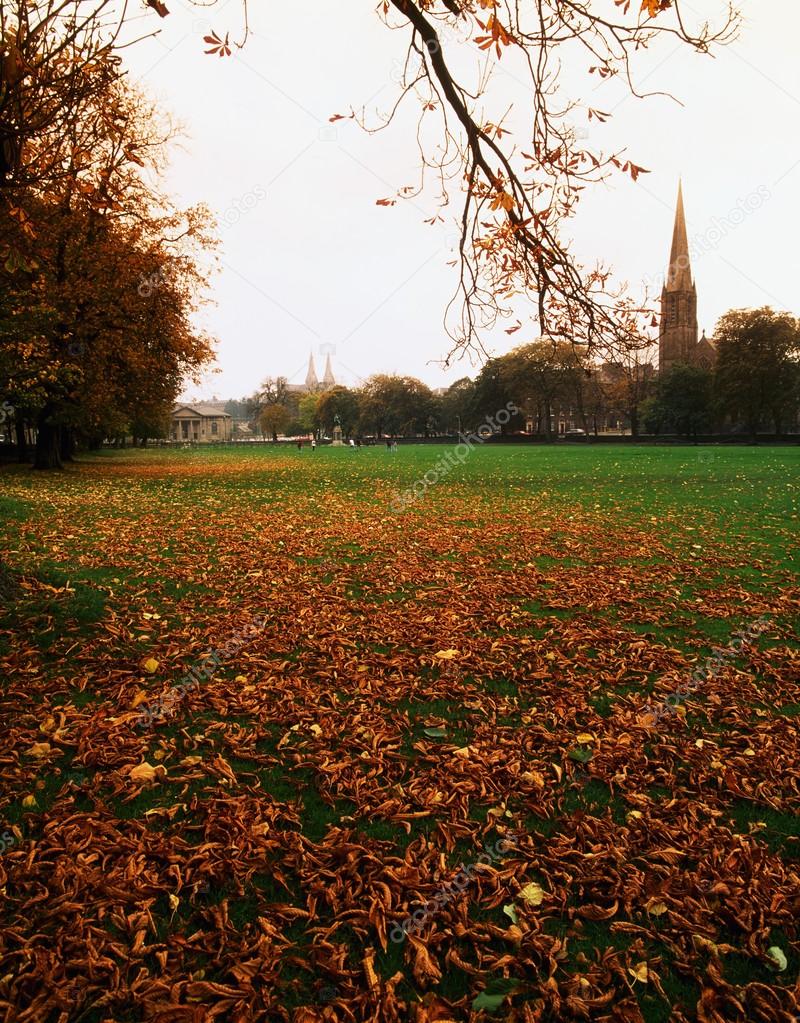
666;180;693;291
305;352;319;389
658;181;698;374
322;353;335;388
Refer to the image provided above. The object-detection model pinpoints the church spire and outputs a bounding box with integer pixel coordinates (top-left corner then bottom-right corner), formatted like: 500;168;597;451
305;351;319;389
666;180;693;292
322;353;335;388
658;180;699;375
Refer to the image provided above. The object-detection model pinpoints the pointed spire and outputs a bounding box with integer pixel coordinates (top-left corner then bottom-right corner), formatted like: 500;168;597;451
322;353;335;388
305;351;318;389
666;180;693;292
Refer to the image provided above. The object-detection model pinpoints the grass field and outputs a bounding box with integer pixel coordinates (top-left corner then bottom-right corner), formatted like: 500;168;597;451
0;444;798;1022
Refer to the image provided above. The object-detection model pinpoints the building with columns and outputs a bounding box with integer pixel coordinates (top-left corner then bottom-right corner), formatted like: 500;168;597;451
171;404;232;442
658;183;717;374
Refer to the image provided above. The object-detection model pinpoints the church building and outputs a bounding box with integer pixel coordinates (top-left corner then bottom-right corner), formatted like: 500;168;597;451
285;351;337;395
658;183;717;374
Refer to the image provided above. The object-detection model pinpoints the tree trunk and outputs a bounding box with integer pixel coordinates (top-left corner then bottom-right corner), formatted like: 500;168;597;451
544;401;553;439
630;407;639;439
34;410;62;470
15;417;28;463
60;428;75;462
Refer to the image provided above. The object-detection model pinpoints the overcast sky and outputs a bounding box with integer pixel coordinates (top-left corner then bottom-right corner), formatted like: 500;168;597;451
122;1;800;399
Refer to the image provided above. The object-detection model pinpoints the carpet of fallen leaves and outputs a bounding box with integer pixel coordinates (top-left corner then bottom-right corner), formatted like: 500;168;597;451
0;446;798;1023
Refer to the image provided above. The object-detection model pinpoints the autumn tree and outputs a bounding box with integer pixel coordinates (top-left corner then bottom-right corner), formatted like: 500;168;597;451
0;0;133;210
597;348;657;438
325;0;737;358
0;78;216;467
259;402;290;442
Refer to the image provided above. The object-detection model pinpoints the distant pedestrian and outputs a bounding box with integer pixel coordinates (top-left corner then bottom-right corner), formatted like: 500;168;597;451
311;438;317;451
349;438;356;448
386;438;392;450
297;440;303;451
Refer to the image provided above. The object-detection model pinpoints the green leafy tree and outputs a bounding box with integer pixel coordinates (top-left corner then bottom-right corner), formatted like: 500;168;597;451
470;360;515;432
438;377;475;434
316;386;361;438
298;393;320;437
357;375;435;438
499;341;584;438
641;364;713;440
713;308;800;440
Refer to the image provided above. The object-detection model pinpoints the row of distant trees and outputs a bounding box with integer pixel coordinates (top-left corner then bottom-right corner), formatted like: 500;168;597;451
234;308;799;443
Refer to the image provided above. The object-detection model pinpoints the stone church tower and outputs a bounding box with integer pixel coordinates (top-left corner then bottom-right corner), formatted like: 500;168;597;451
658;182;699;374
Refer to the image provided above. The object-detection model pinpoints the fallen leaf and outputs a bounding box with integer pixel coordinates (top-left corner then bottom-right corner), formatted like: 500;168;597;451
519;882;544;906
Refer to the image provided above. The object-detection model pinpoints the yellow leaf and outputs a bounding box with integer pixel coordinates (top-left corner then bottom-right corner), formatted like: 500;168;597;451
143;658;159;673
519;882;544;906
234;675;248;683
130;690;149;709
630;961;649;983
646;899;668;916
453;746;472;759
168;893;180;912
128;761;163;784
521;770;545;789
576;732;595;744
22;794;38;808
434;649;459;660
28;742;51;758
310;723;323;737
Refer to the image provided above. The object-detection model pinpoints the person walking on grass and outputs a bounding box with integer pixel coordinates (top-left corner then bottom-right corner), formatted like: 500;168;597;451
311;438;317;452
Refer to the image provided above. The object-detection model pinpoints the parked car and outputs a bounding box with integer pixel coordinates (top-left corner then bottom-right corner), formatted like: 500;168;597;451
565;428;586;436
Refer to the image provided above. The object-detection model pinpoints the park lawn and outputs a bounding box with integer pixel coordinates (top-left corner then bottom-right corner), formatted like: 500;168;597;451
0;443;798;1023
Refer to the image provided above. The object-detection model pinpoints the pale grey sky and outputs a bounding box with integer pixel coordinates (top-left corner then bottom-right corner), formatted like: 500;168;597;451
122;1;800;399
